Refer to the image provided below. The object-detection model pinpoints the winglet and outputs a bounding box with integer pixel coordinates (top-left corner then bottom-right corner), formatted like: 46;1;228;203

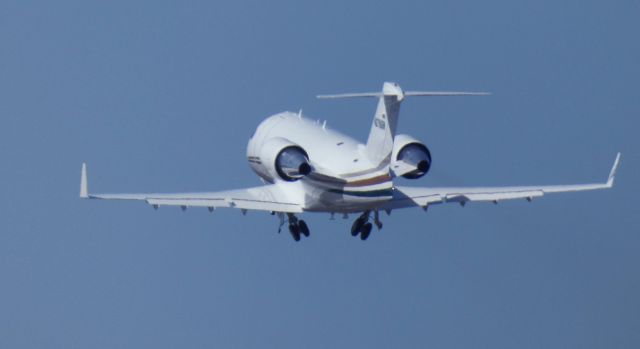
80;163;89;198
606;152;621;187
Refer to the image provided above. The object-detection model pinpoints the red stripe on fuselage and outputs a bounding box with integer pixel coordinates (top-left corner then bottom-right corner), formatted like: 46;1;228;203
344;174;392;187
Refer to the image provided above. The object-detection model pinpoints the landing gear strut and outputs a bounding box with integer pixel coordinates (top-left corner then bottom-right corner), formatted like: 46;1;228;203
373;210;383;230
350;210;382;241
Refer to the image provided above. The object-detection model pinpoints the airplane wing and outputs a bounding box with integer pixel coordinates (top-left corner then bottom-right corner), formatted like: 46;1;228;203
79;164;303;213
383;153;621;210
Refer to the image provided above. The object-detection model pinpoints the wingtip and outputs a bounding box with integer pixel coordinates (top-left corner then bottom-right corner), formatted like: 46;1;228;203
80;162;89;198
607;152;621;187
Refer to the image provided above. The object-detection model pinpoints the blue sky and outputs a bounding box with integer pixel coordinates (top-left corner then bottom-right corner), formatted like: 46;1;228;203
1;0;638;348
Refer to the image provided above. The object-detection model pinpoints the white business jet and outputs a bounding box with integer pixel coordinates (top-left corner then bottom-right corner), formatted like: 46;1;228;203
80;82;621;241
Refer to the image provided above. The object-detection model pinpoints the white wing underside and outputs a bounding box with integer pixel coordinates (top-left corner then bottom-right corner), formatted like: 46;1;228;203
386;182;606;210
384;153;621;210
80;153;619;214
90;188;302;213
81;164;302;213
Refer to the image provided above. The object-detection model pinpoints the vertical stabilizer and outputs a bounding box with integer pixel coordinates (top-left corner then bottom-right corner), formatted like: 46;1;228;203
365;82;404;166
316;81;488;168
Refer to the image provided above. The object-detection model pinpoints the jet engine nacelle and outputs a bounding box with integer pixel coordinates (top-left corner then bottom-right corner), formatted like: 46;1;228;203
258;137;312;182
391;134;432;179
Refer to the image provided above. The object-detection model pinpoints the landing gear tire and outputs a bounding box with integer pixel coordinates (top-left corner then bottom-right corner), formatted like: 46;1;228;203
298;220;310;237
288;223;301;241
360;222;373;241
351;217;365;236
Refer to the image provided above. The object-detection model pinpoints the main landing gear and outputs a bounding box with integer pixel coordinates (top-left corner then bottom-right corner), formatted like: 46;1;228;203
284;213;310;242
275;211;383;242
350;210;383;241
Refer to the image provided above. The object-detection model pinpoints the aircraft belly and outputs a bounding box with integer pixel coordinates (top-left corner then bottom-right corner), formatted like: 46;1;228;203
302;182;392;213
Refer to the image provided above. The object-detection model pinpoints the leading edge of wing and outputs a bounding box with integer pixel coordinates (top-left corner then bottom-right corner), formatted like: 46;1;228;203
79;163;303;213
385;153;621;209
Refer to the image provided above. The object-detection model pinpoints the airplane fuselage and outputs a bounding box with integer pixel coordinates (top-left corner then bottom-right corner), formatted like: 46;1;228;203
247;112;394;213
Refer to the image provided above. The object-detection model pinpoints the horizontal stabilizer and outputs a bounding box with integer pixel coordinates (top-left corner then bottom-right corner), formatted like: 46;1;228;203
404;91;490;96
317;90;489;100
317;92;383;99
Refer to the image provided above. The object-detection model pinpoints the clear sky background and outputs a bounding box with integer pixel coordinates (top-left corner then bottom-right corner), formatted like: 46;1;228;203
1;0;638;348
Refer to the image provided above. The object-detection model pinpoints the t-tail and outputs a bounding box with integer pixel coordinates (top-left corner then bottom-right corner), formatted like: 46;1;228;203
317;81;489;167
